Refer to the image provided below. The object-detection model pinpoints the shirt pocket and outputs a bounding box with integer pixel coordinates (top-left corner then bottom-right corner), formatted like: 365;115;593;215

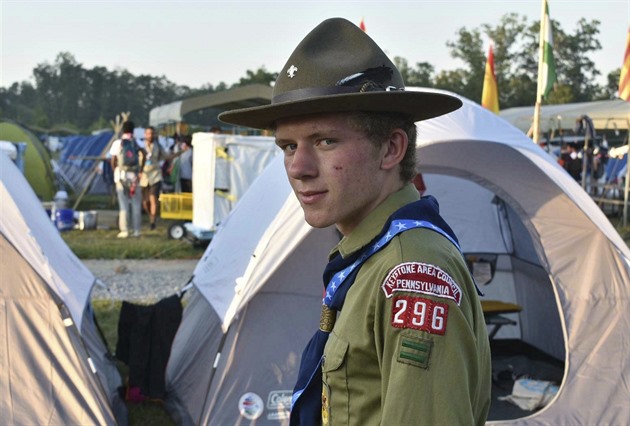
322;332;349;426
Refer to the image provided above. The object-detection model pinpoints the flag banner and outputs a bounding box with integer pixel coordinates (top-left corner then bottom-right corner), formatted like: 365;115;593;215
538;0;557;100
359;17;366;32
481;44;499;113
619;27;630;101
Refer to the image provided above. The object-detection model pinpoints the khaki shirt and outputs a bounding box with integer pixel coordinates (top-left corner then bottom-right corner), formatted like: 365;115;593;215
140;141;166;187
321;184;491;426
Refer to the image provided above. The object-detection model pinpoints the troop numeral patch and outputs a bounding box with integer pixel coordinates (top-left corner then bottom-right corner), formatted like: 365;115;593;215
391;296;449;335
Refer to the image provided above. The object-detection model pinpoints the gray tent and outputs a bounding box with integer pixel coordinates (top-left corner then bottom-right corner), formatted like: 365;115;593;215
0;153;127;425
165;90;630;425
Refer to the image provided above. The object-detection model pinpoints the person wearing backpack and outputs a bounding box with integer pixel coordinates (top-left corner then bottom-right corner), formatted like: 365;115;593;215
109;120;146;238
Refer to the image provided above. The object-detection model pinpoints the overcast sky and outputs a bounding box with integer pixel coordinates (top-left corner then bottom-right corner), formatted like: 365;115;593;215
2;0;628;90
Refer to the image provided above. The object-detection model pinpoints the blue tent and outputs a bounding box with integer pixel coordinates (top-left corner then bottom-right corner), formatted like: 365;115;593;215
59;131;114;195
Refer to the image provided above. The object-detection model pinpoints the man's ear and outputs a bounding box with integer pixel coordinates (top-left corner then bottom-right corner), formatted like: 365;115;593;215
380;128;408;171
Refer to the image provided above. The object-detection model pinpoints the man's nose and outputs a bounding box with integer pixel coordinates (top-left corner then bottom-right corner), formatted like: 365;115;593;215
287;145;317;180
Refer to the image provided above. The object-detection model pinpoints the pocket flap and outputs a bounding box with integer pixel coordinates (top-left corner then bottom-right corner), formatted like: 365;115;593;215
322;333;349;372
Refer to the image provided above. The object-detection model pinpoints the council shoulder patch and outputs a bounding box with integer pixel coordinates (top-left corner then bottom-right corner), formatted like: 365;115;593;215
381;261;462;305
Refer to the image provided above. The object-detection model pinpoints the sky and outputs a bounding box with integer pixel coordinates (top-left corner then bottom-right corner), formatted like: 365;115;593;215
1;0;629;90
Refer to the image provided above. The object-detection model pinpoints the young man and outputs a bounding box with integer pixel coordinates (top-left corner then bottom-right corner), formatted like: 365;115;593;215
220;18;491;426
140;126;184;230
110;120;145;238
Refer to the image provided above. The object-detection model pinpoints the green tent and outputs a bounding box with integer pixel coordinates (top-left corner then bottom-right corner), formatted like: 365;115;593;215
0;121;56;200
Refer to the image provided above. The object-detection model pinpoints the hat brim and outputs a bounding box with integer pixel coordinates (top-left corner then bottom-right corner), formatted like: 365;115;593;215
218;90;462;130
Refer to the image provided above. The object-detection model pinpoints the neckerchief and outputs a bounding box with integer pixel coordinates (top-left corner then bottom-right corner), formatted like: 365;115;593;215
289;196;462;426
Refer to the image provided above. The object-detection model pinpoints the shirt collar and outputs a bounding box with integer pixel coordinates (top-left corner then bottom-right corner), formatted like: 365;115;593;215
332;183;420;259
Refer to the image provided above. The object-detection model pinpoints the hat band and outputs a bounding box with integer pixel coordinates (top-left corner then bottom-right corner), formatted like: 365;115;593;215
272;86;360;104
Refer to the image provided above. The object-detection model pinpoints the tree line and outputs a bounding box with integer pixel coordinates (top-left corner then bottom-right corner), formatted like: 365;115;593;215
0;14;620;134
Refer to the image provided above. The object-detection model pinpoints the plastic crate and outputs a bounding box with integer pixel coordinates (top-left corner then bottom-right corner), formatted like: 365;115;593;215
159;192;193;221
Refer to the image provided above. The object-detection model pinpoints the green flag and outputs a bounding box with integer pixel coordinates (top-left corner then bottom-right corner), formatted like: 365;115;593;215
538;0;557;100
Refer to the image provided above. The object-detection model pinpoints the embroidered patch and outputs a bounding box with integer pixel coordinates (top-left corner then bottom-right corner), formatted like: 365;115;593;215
397;334;432;369
381;261;462;305
391;296;449;335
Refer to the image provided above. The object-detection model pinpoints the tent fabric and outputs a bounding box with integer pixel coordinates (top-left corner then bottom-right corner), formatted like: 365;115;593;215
0;121;56;200
59;131;115;195
166;89;630;425
0;153;126;424
499;99;630;133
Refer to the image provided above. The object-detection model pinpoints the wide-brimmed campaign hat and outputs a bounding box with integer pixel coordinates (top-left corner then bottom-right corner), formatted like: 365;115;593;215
219;17;462;130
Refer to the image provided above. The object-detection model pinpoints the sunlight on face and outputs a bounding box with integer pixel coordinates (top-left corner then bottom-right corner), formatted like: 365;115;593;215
275;113;389;235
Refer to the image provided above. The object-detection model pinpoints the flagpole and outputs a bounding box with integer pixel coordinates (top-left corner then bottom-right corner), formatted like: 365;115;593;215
532;0;547;144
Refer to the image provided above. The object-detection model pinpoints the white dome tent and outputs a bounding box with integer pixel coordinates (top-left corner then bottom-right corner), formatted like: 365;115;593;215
164;90;630;425
0;154;127;425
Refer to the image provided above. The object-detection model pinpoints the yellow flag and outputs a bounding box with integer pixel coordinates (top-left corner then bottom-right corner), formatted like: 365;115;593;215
619;27;630;101
481;44;499;113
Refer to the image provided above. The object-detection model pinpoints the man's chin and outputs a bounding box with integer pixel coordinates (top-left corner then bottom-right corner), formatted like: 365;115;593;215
303;213;334;229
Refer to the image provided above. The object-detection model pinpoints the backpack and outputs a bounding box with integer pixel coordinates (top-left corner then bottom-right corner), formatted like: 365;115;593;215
119;138;139;170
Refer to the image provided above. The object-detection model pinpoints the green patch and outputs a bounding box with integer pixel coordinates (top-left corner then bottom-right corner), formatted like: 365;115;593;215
397;335;432;369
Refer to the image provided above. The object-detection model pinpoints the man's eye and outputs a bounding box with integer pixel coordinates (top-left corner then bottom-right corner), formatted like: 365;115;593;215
279;143;297;153
319;139;336;147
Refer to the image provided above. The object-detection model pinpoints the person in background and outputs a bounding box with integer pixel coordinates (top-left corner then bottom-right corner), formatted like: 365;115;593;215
178;135;193;193
219;18;491;426
110;120;145;238
140;126;184;230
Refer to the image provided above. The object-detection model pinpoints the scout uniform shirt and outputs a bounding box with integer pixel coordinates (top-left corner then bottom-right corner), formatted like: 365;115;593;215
140;141;166;187
321;184;491;426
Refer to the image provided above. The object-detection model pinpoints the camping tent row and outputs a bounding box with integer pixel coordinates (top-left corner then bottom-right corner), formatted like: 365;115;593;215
0;153;127;425
164;89;630;425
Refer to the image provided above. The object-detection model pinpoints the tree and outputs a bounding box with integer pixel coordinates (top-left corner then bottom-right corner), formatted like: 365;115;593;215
600;68;622;100
394;57;435;87
443;14;604;108
234;66;277;87
518;18;602;104
445;26;486;101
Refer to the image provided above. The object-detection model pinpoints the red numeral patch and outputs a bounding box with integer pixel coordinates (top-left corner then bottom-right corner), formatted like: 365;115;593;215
391;296;448;335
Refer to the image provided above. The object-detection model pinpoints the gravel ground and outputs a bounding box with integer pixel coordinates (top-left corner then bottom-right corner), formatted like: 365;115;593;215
84;259;198;304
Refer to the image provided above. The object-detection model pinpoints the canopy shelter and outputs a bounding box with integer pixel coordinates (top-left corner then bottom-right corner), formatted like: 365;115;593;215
149;84;272;127
499;99;630;134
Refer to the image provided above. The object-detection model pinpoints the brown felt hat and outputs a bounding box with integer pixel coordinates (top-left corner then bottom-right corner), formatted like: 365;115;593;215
219;17;462;130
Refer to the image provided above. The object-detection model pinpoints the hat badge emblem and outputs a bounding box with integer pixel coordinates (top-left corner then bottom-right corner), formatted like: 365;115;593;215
287;65;298;79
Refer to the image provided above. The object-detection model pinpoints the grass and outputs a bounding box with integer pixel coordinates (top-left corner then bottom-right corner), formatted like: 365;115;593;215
61;224;204;259
61;193;204;259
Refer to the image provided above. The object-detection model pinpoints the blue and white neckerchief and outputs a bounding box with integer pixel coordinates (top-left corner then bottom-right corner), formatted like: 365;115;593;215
323;219;460;306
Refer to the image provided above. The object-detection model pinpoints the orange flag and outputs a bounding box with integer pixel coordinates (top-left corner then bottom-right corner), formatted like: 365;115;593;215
619;27;630;101
481;43;499;113
359;17;366;32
